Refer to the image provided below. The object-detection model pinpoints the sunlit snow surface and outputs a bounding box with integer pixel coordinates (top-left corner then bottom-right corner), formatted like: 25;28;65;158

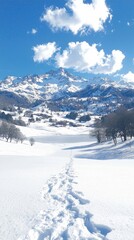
0;123;134;240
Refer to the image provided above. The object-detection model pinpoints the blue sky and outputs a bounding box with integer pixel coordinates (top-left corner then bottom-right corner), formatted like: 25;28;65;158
0;0;134;83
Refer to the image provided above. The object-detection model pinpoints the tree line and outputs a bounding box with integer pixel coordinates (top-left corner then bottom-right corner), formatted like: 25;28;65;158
0;111;26;126
92;107;134;145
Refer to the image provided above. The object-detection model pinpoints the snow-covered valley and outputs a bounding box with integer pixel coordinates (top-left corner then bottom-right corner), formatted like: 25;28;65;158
0;123;134;240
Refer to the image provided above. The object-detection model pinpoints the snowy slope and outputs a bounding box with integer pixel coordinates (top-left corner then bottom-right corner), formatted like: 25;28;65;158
19;161;110;240
0;123;134;240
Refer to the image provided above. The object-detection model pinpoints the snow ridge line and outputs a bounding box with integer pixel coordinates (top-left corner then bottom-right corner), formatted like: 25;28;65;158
18;161;111;240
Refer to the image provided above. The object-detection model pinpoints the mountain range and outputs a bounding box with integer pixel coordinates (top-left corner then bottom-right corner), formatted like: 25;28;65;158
0;68;134;115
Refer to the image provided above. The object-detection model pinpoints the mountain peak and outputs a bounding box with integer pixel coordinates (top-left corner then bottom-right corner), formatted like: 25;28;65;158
1;68;134;115
0;68;89;102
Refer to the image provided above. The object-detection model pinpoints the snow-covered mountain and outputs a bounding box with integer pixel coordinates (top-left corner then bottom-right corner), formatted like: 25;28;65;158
0;68;88;102
0;68;134;114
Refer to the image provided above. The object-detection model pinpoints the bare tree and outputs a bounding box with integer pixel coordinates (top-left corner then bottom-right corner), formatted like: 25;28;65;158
0;121;10;140
0;121;26;143
29;137;35;146
90;127;106;143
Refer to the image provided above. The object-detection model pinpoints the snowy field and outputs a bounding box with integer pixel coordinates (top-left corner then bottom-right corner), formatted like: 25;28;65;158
0;123;134;240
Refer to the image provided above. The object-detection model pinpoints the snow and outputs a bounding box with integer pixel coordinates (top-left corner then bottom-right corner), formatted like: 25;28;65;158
0;69;89;103
0;144;70;240
0;123;134;240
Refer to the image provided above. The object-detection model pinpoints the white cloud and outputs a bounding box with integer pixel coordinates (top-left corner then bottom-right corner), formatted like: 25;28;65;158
33;42;58;63
55;41;125;74
31;28;37;34
27;28;38;35
41;0;112;34
122;71;134;83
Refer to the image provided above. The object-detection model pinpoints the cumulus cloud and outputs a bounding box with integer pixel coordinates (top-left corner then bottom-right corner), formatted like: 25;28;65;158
55;41;125;74
121;71;134;83
41;0;112;34
33;42;58;63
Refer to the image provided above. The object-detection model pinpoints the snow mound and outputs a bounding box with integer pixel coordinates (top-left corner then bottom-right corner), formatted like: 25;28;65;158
18;161;111;240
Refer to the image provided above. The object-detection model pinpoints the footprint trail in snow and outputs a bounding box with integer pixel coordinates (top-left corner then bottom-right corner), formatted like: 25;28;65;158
18;161;111;240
